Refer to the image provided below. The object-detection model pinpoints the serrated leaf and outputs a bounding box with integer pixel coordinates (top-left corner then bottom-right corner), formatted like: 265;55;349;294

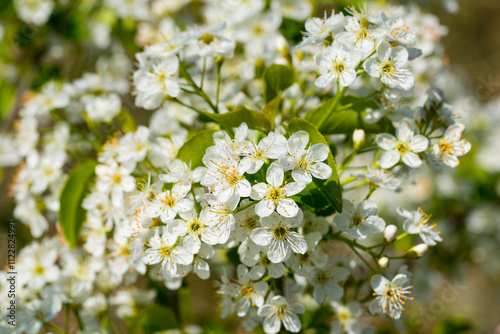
59;160;98;248
263;64;294;103
288;118;342;213
200;107;269;131
176;130;216;168
305;95;392;134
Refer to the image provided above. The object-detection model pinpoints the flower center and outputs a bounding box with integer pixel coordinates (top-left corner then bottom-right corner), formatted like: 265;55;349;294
334;61;345;74
112;173;122;184
266;186;285;202
34;265;45;275
241;285;253;297
189;220;202;233
358;28;370;39
161;194;176;208
276;306;287;320
273;226;287;239
159;246;172;258
351;214;365;229
382;61;394;74
316;270;328;284
297;155;312;171
396;141;409;154
244;217;258;229
199;33;214;44
225;171;242;186
337;307;352;324
252;149;265;160
439;141;452;154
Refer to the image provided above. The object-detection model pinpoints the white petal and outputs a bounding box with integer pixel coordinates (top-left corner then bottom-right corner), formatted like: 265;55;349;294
255;200;275;217
391;46;409;68
378;150;400;169
371;275;391;294
363;58;381;78
315;73;335;88
291;170;312;183
172;247;194;265
263;314;281;334
310;163;332;180
267;239;287;263
279;156;296;171
194;259;210;279
409;135;429;153
283;182;306;196
183;234;201;254
376;40;392;61
307;144;329;162
249;228;273;246
282;312;302;333
402;152;422;168
288;131;309;156
324;282;344;300
168;219;189;236
277;198;299;217
266;163;284;187
236;179;251;197
396;121;413;142
444;123;465;142
339;68;357;88
376;133;397;150
286;232;308;254
391;274;408;287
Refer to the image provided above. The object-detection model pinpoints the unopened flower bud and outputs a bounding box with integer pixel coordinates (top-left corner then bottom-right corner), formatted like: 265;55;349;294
404;243;428;259
378;256;389;269
254;59;266;78
275;35;289;57
353;129;365;150
383;225;398;244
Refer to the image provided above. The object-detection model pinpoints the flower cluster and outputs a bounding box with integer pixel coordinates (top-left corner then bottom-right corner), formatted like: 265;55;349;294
0;1;474;333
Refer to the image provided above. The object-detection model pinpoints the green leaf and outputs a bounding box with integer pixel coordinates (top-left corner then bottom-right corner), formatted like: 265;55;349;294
200;107;269;131
263;64;294;103
176;130;216;168
59;160;98;248
139;305;179;333
0;83;15;121
263;92;281;130
305;95;392;134
116;109;137;133
288;118;342;213
292;183;335;216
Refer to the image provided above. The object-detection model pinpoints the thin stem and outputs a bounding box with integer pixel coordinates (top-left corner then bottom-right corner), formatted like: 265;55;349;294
73;308;84;331
45;323;65;334
191;188;201;213
340;176;357;186
348;244;378;274
216;60;223;108
378;244;387;257
234;200;257;213
179;62;219;113
171;97;203;114
396;232;409;241
200;57;207;89
316;83;348;130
